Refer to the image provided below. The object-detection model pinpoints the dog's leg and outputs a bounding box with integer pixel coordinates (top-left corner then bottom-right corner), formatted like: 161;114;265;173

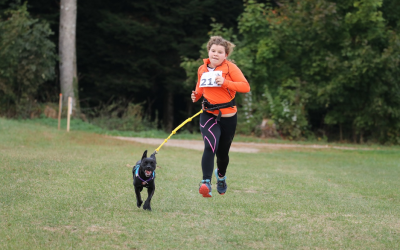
134;186;143;208
143;184;155;211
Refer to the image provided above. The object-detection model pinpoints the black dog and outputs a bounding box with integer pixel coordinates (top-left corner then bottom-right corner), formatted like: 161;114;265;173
132;150;156;211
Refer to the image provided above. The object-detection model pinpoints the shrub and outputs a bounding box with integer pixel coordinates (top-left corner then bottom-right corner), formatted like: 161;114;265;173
0;3;57;118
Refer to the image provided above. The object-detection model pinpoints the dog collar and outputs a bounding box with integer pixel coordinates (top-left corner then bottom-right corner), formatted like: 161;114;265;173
135;165;155;185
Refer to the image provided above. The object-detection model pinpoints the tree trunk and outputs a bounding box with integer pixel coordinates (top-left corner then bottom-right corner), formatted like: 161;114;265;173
73;39;80;113
352;127;357;143
59;0;77;110
163;91;174;132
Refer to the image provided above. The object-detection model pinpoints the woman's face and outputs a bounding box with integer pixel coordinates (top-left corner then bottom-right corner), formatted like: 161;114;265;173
208;44;227;68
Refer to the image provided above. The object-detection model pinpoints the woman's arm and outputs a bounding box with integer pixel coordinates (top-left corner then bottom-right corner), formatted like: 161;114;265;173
192;68;204;102
222;63;250;93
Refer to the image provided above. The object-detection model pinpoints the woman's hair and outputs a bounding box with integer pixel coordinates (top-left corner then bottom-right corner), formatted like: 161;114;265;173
206;36;236;56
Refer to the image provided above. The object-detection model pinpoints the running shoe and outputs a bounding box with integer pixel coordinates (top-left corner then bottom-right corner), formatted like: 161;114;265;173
214;169;227;195
199;179;212;198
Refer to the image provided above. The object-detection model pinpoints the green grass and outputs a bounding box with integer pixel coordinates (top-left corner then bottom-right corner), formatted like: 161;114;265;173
1;117;399;249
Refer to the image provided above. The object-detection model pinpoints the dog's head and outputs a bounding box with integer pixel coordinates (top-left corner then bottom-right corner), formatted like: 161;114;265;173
140;150;156;178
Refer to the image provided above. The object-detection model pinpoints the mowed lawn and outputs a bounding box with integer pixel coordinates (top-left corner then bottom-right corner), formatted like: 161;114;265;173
0;118;399;250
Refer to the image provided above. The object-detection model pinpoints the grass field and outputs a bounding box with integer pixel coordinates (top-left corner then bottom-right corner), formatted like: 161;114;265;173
1;118;399;249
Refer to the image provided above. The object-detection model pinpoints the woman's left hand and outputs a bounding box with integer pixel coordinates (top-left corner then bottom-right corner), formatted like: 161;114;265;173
215;76;225;85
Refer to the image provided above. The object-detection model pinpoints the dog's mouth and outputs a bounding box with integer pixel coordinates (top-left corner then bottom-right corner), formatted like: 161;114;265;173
145;170;152;177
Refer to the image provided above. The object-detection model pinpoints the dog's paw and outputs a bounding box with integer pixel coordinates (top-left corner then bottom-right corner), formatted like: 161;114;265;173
143;201;151;211
137;200;143;208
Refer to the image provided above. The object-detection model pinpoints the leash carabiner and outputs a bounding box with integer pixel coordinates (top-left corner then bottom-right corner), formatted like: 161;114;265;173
154;109;203;154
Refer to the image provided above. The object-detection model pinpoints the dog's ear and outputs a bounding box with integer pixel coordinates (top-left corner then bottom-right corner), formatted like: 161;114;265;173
150;151;157;163
141;150;148;160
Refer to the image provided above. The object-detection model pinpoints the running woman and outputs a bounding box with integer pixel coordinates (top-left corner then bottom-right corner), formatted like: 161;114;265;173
191;36;250;197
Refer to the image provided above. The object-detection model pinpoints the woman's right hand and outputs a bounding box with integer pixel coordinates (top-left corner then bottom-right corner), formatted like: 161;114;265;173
191;91;197;102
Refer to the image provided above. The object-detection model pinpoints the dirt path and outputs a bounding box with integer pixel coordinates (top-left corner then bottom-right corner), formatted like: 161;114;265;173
111;136;371;153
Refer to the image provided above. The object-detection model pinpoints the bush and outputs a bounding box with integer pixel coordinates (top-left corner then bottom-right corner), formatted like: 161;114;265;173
0;3;57;118
86;99;157;132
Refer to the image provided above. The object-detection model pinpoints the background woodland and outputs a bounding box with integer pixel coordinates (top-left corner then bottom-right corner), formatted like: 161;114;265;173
0;0;399;144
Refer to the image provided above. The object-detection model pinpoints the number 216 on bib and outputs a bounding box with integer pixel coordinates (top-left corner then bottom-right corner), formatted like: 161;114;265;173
199;71;223;88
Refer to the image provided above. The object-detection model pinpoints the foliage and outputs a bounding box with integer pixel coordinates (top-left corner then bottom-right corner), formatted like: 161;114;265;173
0;0;245;129
1;0;399;144
235;0;400;143
0;3;57;118
85;98;157;132
73;0;244;128
260;82;310;140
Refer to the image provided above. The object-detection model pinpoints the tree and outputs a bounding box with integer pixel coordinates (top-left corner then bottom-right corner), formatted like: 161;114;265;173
235;0;400;143
11;0;243;130
59;0;78;110
74;0;243;131
0;3;57;117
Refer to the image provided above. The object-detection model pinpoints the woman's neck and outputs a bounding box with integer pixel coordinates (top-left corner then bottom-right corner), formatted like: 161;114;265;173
208;59;225;69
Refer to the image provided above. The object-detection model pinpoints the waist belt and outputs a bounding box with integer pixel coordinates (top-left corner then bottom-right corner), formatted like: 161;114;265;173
202;98;236;121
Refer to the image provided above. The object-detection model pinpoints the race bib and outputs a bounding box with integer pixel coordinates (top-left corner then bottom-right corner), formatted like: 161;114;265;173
199;71;223;88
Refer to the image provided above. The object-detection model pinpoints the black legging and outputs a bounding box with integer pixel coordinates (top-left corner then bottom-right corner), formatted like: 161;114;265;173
199;111;237;180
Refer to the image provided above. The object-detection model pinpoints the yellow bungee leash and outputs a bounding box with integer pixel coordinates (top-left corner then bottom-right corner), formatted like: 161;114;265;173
153;109;203;154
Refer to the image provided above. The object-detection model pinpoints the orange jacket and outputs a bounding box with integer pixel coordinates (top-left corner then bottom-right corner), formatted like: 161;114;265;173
193;58;250;115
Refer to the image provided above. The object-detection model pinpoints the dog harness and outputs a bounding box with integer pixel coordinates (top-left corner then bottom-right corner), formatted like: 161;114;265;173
134;165;155;185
